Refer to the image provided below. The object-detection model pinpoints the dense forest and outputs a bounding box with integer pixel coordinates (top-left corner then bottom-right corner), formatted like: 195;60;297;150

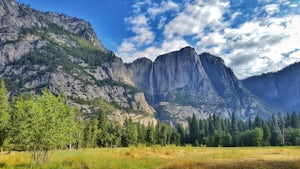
1;78;300;162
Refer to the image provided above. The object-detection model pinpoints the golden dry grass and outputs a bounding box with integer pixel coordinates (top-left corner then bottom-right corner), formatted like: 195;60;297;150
0;146;300;169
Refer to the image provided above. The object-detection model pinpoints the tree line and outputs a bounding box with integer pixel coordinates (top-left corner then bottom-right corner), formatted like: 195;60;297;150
184;111;300;147
1;78;300;162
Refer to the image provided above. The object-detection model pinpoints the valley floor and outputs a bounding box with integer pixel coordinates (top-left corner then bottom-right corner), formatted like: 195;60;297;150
0;146;300;169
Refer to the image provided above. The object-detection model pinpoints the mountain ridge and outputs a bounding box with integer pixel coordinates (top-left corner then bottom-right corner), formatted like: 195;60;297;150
243;62;300;112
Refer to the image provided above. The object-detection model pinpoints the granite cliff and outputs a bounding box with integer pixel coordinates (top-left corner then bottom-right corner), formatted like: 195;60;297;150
0;0;156;124
128;47;271;124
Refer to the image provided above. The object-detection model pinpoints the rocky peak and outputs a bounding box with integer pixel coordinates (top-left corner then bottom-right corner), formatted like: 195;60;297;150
199;52;242;105
0;0;107;52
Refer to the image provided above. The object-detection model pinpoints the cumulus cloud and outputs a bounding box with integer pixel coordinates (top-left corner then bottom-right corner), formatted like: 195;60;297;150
120;37;190;62
164;0;229;39
148;0;180;18
265;4;280;16
222;15;300;79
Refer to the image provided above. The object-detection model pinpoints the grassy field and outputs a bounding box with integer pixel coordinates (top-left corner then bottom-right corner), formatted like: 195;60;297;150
0;146;300;169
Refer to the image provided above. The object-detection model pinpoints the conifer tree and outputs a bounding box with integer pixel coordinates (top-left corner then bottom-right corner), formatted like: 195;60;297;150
0;79;9;147
146;123;156;145
231;112;238;146
291;112;299;128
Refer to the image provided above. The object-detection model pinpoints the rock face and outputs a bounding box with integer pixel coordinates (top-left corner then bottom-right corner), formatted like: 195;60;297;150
0;0;107;67
243;62;300;112
0;0;156;124
128;47;271;123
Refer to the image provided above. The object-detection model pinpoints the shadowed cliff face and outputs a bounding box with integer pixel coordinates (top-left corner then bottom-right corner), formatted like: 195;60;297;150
243;62;300;112
128;47;271;123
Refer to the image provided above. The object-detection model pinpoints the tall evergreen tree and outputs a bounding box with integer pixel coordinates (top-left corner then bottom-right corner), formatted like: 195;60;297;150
0;79;9;147
97;110;111;147
254;115;263;128
177;124;185;145
231;112;238;146
121;119;138;146
146;123;156;145
188;114;199;144
291;112;299;128
208;115;214;136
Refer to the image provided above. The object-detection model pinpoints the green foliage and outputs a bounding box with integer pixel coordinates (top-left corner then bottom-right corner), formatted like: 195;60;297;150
240;128;263;146
0;79;9;130
146;123;156;146
20;24;115;68
0;79;9;147
97;110;111;147
8;90;79;163
121;119;138;147
83;119;99;148
188;114;199;143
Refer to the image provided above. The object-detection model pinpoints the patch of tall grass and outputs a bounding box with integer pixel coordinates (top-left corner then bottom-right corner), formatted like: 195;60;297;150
1;146;300;169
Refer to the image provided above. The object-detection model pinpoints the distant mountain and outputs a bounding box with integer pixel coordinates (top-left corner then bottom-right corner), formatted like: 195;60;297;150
243;62;300;112
129;47;271;124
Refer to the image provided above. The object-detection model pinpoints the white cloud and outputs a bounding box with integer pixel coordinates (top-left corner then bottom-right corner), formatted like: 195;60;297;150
148;1;180;18
132;0;151;14
120;37;190;63
125;15;148;26
265;4;280;16
158;16;167;29
221;15;300;79
164;0;229;39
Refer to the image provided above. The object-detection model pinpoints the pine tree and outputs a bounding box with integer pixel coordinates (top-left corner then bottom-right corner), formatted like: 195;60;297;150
177;124;185;145
0;79;9;147
97;110;110;147
137;122;147;144
146;123;156;145
286;113;291;127
188;114;199;144
231;112;238;146
291;111;299;128
121;119;138;147
254;115;263;128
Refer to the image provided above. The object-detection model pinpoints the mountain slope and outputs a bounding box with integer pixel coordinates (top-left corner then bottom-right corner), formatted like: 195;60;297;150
243;62;300;112
0;0;156;124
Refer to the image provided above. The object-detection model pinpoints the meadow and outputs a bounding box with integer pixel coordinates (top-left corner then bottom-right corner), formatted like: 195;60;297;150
1;146;300;169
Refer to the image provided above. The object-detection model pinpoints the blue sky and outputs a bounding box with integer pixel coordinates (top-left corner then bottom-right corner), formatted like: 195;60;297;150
17;0;300;79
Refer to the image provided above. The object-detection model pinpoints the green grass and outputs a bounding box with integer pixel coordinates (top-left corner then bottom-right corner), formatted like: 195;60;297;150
1;146;300;169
